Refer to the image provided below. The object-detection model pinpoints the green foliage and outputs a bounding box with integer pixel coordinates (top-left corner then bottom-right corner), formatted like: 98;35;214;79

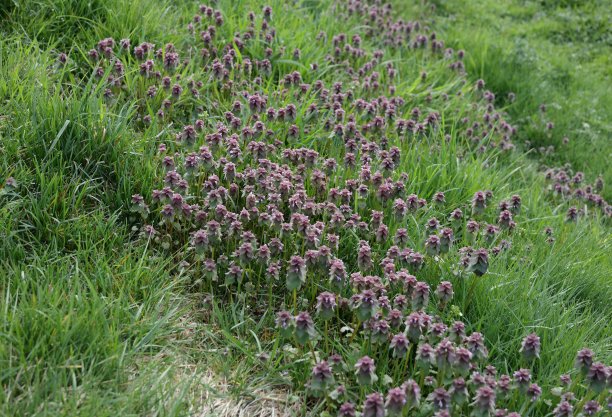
0;0;610;415
424;0;612;199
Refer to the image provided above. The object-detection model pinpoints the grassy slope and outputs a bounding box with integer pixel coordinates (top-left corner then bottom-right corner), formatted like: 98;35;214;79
426;0;612;198
0;0;610;416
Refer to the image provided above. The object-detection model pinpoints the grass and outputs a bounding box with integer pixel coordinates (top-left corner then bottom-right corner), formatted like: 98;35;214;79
0;0;610;415
425;0;612;199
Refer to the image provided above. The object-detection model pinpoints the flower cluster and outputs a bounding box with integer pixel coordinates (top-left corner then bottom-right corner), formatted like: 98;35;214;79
282;288;610;416
50;0;610;415
65;0;527;299
543;167;610;219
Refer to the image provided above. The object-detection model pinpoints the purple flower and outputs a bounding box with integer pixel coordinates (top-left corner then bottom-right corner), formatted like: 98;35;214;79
416;343;435;370
467;220;480;234
286;255;307;291
389;333;410;358
309;361;334;394
262;5;272;20
435;281;454;307
354;289;379;322
426;217;441;232
467;248;489;276
498;210;513;228
435;338;456;370
225;263;242;285
583;400;601;416
559;374;571;386
520;333;541;361
393;228;409;246
401;379;420;409
433;191;446;205
338;402;356;417
164;51;180;69
425;234;441;256
171;83;183;98
191;229;209;253
363;392;385;417
355;356;378;386
88;48;100;60
371;319;390;344
275;310;295;338
393;294;409;311
405;312;423;342
566;206;579;222
4;176;17;191
472;385;496;416
454;347;473;375
497;374;513;398
450;377;468;404
449;321;466;342
587;362;609;393
526;383;542;401
328;353;344;373
466;332;489;359
388;309;403;329
411;281;430;310
181;125;197;144
428;387;451;411
575;348;594;374
160;204;174;219
329;258;347;289
358;240;373;271
472;191;487;214
513;368;531;390
553;401;573;417
140;224;156;239
470;371;490;388
295;311;316;345
385;387;406;416
510;194;522;214
316;291;336;320
450;208;463;222
203;259;217;281
439;228;454;253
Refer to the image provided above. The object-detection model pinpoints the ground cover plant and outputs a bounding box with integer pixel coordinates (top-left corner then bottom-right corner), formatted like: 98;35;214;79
0;0;610;416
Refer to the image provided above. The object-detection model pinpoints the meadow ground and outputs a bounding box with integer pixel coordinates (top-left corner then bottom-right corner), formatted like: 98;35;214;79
0;1;610;416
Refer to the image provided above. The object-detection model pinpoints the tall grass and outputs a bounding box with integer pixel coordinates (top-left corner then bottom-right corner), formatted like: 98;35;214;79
424;0;612;198
0;0;610;415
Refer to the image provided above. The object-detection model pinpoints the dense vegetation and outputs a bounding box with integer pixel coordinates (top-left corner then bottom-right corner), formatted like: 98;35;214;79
0;0;610;416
